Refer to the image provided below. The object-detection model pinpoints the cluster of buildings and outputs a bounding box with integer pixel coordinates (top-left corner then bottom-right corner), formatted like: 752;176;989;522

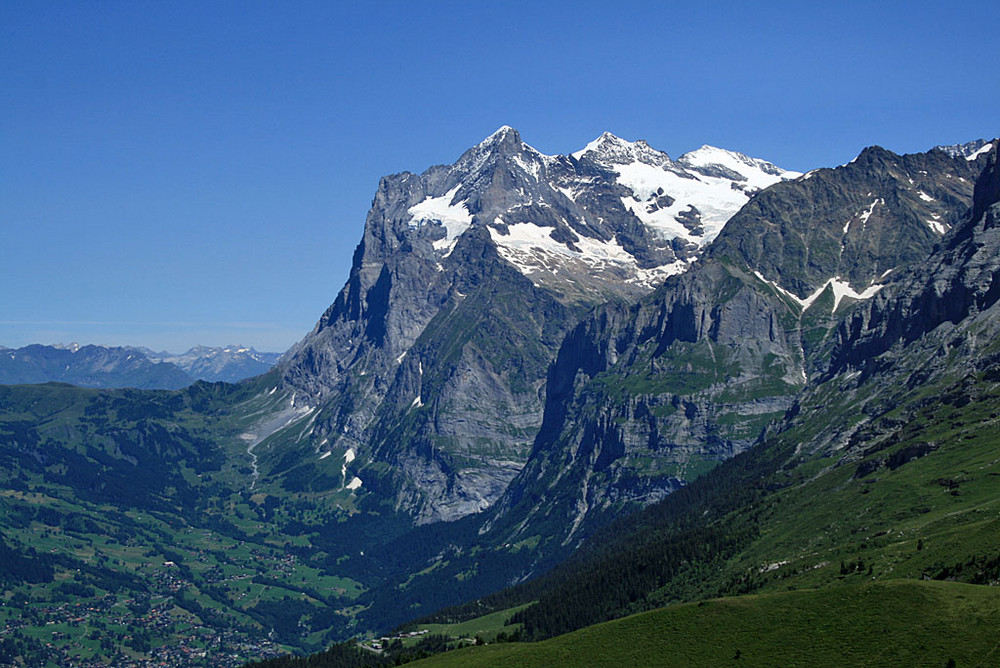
0;577;288;666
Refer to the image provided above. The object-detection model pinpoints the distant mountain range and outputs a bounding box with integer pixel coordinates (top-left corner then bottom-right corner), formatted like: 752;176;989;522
140;345;283;383
0;343;282;388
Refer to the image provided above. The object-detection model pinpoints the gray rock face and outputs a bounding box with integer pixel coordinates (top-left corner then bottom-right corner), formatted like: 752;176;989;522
483;260;804;548
829;141;1000;379
708;145;988;300
270;129;592;522
753;141;1000;474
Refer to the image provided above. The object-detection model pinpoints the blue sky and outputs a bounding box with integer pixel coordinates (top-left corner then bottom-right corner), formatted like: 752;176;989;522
3;1;998;353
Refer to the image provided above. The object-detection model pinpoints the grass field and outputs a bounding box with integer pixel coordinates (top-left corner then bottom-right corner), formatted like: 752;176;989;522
393;604;530;646
407;580;1000;667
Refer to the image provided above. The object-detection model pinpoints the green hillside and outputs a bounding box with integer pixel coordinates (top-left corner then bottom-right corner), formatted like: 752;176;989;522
421;363;1000;648
407;580;1000;668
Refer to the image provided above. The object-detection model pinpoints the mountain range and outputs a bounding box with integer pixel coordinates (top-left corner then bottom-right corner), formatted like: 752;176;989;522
0;343;282;388
0;129;996;667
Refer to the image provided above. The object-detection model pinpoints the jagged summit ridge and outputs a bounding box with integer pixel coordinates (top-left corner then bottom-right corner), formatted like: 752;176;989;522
935;138;993;161
569;132;800;246
708;142;990;302
400;127;800;296
399;128;683;299
572;131;675;168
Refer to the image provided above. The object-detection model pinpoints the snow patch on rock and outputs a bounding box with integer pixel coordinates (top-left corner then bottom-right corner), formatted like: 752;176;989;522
754;271;885;313
490;223;688;290
967;142;994;161
408;185;473;254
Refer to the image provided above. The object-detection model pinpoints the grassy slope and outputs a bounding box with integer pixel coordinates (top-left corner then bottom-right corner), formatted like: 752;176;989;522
405;605;528;644
408;580;1000;668
723;369;1000;596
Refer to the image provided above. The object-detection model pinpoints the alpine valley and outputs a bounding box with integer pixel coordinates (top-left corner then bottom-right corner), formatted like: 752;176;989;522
1;130;998;667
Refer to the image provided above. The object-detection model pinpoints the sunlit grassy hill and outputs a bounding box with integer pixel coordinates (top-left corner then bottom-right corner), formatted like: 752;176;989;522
408;580;1000;668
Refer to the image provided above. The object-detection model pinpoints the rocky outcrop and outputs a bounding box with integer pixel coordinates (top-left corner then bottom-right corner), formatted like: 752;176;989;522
709;145;986;299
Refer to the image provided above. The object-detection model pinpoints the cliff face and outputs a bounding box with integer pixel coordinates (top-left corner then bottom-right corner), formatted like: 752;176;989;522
271;131;580;522
482;259;803;548
708;145;984;299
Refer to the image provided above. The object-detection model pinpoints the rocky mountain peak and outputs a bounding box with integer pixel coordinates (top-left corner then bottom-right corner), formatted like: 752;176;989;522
708;143;987;302
935;138;993;161
453;125;551;178
678;145;793;183
827;139;1000;382
573;131;674;170
282;128;808;398
478;125;523;151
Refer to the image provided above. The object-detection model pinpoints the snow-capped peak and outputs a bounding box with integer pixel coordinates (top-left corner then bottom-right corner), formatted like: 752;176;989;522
572;131;629;159
567;134;799;247
399;129;801;302
678;145;801;188
572;132;673;169
464;126;527;162
476;125;554;159
453;126;556;181
485;125;517;140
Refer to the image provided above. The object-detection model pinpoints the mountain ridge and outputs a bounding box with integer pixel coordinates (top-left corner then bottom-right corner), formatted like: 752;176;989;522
263;127;802;524
0;343;282;388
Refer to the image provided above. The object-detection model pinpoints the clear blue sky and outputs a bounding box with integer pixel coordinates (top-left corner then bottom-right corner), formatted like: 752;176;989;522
2;1;997;353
